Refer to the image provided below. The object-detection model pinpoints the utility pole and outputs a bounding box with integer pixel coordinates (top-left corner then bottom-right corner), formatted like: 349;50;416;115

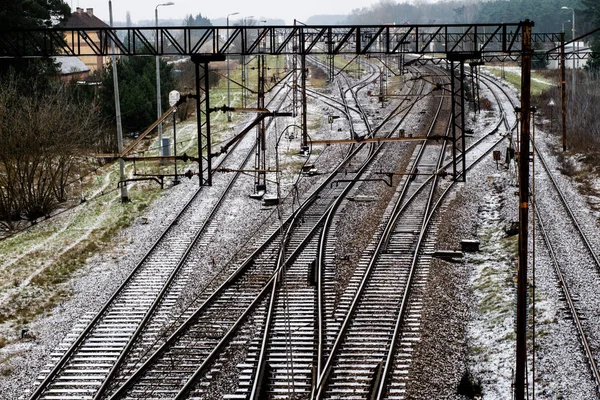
561;6;576;100
516;19;533;400
109;0;129;202
561;31;567;151
226;12;239;122
155;2;174;156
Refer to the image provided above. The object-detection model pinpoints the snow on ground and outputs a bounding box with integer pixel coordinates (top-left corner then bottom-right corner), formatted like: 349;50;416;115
483;65;554;87
408;63;600;399
460;76;600;399
465;174;518;399
0;180;196;399
1;59;599;400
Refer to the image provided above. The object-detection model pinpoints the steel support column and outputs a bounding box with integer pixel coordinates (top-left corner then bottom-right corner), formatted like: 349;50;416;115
515;19;533;400
254;55;267;194
292;34;299;118
469;61;484;114
297;21;308;149
326;29;335;81
327;53;335;82
192;54;225;186
560;32;567;152
449;57;468;181
241;54;246;108
301;52;309;150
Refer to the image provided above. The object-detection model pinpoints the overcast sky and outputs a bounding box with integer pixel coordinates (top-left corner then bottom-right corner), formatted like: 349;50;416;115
68;0;417;25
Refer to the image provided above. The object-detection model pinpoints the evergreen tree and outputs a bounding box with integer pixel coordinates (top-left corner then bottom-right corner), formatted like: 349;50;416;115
0;0;71;79
582;0;600;72
99;56;174;134
184;13;212;27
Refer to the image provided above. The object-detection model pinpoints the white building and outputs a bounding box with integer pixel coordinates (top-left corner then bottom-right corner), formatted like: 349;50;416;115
548;41;588;70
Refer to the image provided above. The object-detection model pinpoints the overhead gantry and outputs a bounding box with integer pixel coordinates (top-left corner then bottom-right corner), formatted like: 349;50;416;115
1;20;544;399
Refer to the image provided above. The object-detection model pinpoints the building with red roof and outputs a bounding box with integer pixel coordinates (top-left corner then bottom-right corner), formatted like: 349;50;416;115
64;8;111;75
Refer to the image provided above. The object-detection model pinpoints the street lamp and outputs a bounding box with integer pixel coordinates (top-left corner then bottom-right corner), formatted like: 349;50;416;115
562;19;570;33
109;0;129;202
155;1;174;156
561;6;576;98
226;12;239;122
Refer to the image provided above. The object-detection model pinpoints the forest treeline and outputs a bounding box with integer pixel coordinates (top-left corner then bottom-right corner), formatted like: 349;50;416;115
348;0;597;38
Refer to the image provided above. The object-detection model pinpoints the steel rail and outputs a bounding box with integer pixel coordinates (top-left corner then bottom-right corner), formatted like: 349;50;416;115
28;186;205;400
29;69;293;400
225;54;394;400
313;66;450;399
314;66;428;382
533;206;600;390
484;66;600;393
247;63;420;399
110;54;412;396
533;146;600;271
106;99;405;398
314;64;515;398
93;84;291;399
531;135;600;392
375;69;517;398
375;120;450;399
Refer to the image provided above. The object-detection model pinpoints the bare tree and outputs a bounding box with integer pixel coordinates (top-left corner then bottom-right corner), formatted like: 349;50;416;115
0;75;97;228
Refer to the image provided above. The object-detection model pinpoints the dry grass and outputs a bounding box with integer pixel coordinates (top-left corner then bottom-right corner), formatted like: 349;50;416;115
485;68;551;96
0;70;238;332
0;191;160;327
534;72;600;157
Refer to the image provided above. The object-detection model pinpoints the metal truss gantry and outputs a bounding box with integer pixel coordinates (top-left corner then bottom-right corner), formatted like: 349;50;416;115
2;20;540;400
0;23;556;58
0;22;541;186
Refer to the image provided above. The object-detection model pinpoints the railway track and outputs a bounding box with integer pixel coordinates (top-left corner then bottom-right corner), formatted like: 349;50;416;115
477;71;600;396
225;61;512;399
309;64;514;399
100;55;425;399
312;64;452;399
26;55;519;400
238;62;434;400
26;72;295;400
532;134;600;393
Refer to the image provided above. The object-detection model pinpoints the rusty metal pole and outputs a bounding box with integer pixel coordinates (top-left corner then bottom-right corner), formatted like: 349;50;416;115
255;54;266;193
516;19;533;400
301;52;308;150
299;25;308;150
561;32;567;152
194;60;203;186
203;61;213;186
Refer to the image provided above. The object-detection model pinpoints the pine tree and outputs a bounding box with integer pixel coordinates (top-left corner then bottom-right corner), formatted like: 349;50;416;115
99;56;174;134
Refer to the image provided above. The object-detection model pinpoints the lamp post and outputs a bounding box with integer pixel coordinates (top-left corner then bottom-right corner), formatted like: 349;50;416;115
155;1;174;156
561;6;575;99
226;12;239;122
109;0;129;202
562;19;570;33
